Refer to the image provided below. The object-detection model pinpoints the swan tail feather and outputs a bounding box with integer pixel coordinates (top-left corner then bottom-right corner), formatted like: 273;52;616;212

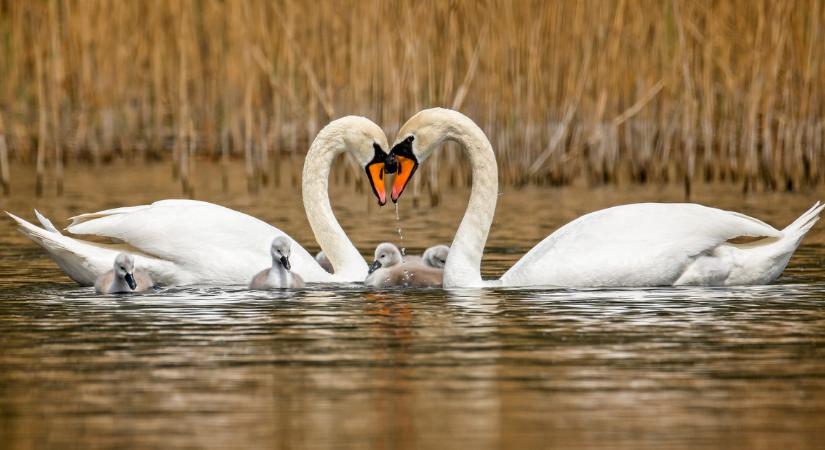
7;211;63;252
34;209;61;234
6;211;106;286
782;201;823;247
735;202;824;284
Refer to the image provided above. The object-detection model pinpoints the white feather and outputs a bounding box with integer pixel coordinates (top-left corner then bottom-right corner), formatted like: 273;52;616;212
8;116;389;286
397;108;822;288
500;202;795;287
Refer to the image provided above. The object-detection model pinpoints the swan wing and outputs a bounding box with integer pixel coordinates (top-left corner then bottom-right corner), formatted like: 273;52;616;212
66;200;332;284
7;211;176;286
500;203;782;287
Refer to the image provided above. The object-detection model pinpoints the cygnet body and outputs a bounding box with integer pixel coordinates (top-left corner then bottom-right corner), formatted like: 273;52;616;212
376;245;448;268
250;236;305;289
94;253;154;294
422;244;450;269
365;243;443;288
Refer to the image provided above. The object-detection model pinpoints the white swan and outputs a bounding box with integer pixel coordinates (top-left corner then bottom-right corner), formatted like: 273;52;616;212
388;108;823;288
6;116;391;286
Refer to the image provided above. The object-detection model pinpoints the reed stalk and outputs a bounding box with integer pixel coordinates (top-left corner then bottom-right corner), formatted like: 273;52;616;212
47;0;63;195
0;114;9;195
0;0;822;196
34;39;46;197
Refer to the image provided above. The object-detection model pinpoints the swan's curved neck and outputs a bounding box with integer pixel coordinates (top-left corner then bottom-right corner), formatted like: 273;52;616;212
439;118;498;287
302;128;367;279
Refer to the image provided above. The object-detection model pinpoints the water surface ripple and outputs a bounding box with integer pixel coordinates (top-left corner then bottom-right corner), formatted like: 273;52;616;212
1;169;824;449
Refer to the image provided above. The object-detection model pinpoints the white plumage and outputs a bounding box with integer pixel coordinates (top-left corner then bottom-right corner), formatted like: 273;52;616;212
7;200;325;285
6;116;390;286
500;202;822;287
390;108;822;288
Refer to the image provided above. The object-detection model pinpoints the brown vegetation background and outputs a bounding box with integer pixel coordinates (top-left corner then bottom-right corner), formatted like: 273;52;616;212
0;0;823;196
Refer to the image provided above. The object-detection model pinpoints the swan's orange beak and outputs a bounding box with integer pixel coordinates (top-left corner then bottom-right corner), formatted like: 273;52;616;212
365;143;389;205
390;155;418;202
389;137;419;203
366;161;387;205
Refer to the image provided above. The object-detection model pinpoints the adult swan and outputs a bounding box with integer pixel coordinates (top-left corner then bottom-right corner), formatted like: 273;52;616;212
387;108;822;288
7;116;392;286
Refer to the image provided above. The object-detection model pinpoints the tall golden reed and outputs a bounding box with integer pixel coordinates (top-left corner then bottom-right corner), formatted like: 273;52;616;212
0;0;823;196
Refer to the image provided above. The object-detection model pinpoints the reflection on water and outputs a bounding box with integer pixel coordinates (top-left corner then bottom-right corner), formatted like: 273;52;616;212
1;163;825;449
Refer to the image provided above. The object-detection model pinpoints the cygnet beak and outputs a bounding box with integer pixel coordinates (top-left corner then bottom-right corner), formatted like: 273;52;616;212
368;260;382;274
124;273;137;290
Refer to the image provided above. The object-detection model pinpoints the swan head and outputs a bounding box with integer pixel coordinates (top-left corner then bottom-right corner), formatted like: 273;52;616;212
388;108;459;202
422;244;450;269
114;253;137;290
270;236;293;271
368;242;403;274
335;116;392;206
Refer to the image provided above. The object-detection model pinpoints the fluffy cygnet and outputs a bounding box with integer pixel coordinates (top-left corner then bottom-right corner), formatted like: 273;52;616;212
365;242;443;288
249;236;305;289
94;252;154;294
422;244;449;268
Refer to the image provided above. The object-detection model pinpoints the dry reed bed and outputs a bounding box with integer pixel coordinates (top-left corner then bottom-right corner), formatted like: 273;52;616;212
0;0;823;197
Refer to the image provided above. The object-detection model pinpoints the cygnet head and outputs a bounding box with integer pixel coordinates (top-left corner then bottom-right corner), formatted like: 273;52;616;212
326;116;392;206
388;108;479;202
271;236;293;270
114;253;137;290
369;242;403;274
423;245;450;269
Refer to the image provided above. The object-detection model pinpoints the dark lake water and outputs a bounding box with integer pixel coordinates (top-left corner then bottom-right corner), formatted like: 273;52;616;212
1;162;825;449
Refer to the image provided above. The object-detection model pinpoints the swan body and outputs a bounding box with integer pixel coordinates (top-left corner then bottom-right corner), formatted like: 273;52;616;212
389;108;822;288
500;202;822;287
8;201;318;286
7;116;391;286
365;243;443;288
249;236;305;289
95;253;154;294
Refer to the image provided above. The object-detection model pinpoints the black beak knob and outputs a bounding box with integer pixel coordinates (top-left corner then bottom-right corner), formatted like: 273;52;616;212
384;154;398;174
